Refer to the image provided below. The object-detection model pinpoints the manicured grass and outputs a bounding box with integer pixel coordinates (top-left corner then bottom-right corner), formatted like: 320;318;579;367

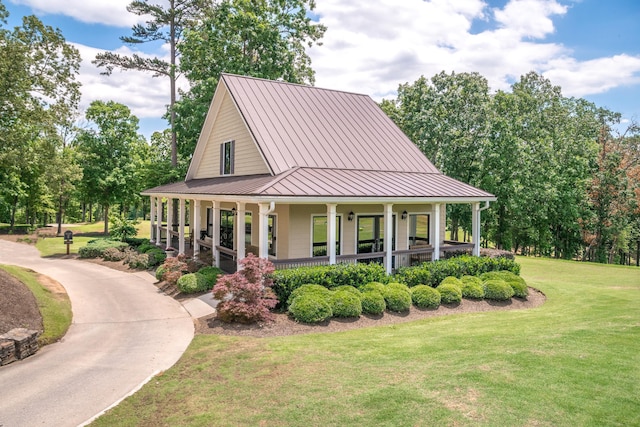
0;265;72;345
34;220;151;257
91;257;640;426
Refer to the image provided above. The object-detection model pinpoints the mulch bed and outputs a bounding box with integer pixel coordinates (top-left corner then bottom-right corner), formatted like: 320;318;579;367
195;287;546;338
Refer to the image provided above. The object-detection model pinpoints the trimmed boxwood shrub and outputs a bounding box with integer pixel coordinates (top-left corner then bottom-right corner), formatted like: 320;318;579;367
411;285;441;309
483;279;515;301
396;267;431;287
395;255;520;287
78;239;128;258
333;285;362;299
137;243;154;253
177;272;209;293
288;293;333;323
198;266;224;290
155;265;167;281
386;282;411;296
359;282;386;295
383;287;411;312
481;271;528;299
436;282;462;304
272;263;386;304
361;291;386;315
286;284;332;307
439;276;463;287
460;276;485;299
330;290;362;318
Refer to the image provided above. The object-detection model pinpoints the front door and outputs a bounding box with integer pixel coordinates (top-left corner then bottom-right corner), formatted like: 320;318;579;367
357;215;395;263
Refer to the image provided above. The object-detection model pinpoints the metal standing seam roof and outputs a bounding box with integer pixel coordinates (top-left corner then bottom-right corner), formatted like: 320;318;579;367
221;73;440;175
144;74;495;201
143;167;495;199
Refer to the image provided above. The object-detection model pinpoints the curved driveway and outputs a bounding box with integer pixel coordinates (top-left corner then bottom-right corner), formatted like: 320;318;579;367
0;240;194;427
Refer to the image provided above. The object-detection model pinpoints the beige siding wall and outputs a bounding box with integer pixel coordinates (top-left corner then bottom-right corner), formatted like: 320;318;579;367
194;91;270;179
288;204;438;258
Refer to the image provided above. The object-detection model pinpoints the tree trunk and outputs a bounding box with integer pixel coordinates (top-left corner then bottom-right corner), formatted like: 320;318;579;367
57;194;64;236
89;202;93;222
10;196;18;230
82;202;86;222
103;205;109;235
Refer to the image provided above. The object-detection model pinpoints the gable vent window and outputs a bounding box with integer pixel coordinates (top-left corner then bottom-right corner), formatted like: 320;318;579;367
220;140;235;175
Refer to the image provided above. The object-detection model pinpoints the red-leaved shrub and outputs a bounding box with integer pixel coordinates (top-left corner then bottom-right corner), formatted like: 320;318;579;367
161;254;190;286
212;254;278;323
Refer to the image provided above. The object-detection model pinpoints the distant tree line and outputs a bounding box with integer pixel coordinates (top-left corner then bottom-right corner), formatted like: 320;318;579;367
1;0;637;265
381;71;640;265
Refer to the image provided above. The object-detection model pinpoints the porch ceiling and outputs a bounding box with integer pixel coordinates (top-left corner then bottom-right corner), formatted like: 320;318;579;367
142;167;495;202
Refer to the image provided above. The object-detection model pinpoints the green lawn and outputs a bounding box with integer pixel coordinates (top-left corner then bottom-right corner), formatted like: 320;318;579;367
0;265;72;345
34;220;151;257
92;257;640;426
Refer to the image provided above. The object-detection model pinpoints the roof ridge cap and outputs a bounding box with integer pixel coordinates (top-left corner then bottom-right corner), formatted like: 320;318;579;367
221;73;371;98
295;166;444;175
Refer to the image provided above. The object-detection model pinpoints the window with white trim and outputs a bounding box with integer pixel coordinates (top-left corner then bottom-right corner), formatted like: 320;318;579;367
312;215;341;257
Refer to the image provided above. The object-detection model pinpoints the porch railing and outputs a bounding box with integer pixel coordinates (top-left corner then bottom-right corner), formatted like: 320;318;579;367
271;242;475;271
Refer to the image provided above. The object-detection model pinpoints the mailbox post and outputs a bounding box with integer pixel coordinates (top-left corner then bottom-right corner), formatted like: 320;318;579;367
63;230;73;255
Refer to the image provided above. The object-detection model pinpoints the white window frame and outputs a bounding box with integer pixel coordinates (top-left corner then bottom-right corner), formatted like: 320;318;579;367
220;140;235;175
310;214;343;257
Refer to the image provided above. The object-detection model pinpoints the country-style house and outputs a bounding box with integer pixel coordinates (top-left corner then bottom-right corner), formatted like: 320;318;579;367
142;73;496;273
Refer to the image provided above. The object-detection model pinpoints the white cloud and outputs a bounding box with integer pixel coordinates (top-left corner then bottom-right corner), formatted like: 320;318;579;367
543;54;640;97
308;0;640;105
9;0;139;26
494;0;567;39
73;43;189;126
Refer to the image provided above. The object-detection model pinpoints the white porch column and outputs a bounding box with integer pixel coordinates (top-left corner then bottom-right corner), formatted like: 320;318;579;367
433;203;441;261
178;198;186;255
384;203;393;274
193;199;201;256
327;203;337;265
165;197;173;249
155;197;162;247
258;202;275;259
149;196;156;243
236;202;246;269
212;200;220;267
472;202;481;257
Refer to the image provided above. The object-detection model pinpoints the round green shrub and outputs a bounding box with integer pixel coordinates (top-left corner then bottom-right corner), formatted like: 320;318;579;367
155;265;166;281
330;290;362;318
198;266;223;289
507;280;528;299
436;282;462;304
333;285;362;299
360;291;386;315
460;276;485;299
386;282;411;296
411;285;441;309
288;293;333;323
137;243;154;253
439;276;463;287
286;284;332;307
360;282;386;294
383;287;411;312
177;272;208;294
483;279;515;301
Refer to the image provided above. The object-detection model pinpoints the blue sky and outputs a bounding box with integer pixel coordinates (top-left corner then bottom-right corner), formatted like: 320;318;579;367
4;0;640;138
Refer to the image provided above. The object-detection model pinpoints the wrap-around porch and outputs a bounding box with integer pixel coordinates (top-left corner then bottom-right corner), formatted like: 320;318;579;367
148;196;488;274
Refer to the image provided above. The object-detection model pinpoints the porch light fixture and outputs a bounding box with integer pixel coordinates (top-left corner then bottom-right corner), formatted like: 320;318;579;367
401;210;408;220
231;207;237;215
348;211;354;221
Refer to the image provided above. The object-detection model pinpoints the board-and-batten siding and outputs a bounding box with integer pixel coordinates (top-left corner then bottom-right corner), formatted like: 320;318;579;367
194;91;270;179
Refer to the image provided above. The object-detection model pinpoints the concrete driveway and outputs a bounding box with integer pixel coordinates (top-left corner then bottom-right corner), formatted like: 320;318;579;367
0;240;194;427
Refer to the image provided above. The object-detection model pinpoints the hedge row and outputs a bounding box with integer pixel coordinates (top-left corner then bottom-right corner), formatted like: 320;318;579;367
395;255;520;287
271;256;520;305
287;270;530;323
271;263;387;305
